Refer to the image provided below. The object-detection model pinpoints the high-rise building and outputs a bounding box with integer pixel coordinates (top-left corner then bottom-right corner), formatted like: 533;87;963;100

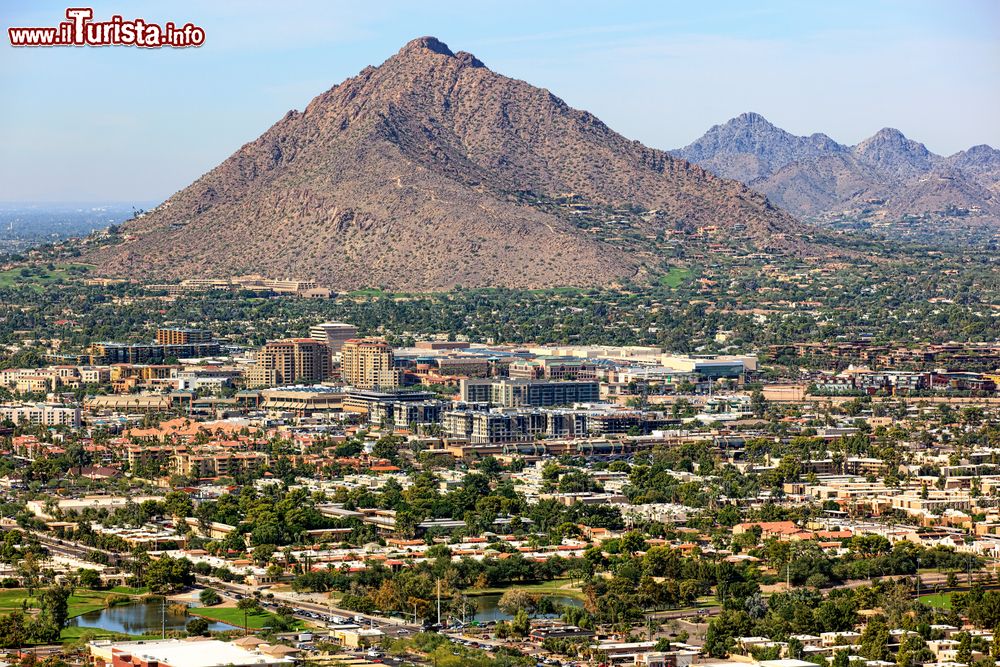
156;327;214;345
341;338;399;389
255;338;331;386
309;322;358;354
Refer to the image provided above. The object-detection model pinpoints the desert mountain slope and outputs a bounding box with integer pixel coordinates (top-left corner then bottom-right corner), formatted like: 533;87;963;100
86;37;808;290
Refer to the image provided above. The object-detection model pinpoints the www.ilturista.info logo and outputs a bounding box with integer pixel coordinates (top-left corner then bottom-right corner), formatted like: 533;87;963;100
8;8;205;48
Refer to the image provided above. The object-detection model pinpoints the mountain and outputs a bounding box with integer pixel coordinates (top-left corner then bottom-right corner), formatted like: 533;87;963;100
674;112;850;184
853;127;937;180
674;114;1000;240
948;145;1000;190
83;37;807;291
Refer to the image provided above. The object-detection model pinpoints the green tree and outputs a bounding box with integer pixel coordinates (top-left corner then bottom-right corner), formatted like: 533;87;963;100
957;632;973;665
77;568;102;589
39;583;71;631
0;609;28;649
787;637;804;660
164;491;194;518
199;588;221;606
510;608;530;637
751;389;768;418
860;616;890;660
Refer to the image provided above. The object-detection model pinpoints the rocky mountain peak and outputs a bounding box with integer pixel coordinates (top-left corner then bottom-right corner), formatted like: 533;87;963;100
854;127;935;178
401;36;455;57
82;37;808;290
675;116;999;230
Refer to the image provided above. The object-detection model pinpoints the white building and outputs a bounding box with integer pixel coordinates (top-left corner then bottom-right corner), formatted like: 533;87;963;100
0;403;80;427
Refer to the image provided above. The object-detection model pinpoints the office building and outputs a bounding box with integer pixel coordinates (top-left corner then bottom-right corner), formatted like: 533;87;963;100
459;378;600;407
309;321;358;354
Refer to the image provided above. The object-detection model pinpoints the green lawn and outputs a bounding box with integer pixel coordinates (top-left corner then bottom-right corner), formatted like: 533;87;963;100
0;263;91;290
0;588;34;613
347;287;387;298
918;592;953;609
67;589;110;617
59;626;161;641
190;606;305;630
109;586;150;595
658;266;692;288
0;587;108;618
464;578;586;600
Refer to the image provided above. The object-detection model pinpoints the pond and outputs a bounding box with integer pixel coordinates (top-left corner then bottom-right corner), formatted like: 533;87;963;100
470;593;583;623
68;601;237;635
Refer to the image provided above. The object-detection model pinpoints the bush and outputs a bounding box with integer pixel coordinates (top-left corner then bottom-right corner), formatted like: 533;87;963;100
104;593;130;607
186;617;210;636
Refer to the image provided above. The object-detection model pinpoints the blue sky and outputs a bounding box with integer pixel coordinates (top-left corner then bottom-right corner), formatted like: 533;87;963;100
2;0;998;202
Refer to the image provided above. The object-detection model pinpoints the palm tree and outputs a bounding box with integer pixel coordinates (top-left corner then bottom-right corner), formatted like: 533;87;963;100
646;616;659;641
237;597;260;635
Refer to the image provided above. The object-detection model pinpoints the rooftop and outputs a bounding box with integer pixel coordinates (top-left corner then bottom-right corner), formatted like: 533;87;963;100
93;638;293;667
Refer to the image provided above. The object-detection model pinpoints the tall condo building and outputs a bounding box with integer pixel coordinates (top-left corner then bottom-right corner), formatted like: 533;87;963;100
341;338;400;390
255;338;331;386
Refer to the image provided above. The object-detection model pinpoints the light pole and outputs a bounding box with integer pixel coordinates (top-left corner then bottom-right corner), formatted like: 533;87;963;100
916;557;921;600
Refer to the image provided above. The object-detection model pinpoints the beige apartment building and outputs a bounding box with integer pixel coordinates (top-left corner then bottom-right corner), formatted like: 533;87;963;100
341;338;400;389
172;450;269;479
252;338;331;387
156;327;213;345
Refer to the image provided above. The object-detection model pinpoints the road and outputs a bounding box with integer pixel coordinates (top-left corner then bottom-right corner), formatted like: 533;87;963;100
644;571;986;622
3;526;122;565
196;576;420;637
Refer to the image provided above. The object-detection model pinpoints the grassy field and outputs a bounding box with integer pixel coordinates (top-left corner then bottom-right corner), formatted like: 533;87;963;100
918;592;953;609
346;287;387;298
59;626;161;641
464;578;586;600
190;606;305;630
0;263;91;290
0;588;34;613
67;589;110;617
108;586;150;595
0;588;108;618
658;266;693;288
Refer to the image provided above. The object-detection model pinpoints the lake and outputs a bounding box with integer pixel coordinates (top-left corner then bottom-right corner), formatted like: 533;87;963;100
68;601;237;635
470;593;583;623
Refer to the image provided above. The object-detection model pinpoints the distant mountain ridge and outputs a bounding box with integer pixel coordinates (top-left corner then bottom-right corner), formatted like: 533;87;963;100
83;38;812;291
673;113;1000;234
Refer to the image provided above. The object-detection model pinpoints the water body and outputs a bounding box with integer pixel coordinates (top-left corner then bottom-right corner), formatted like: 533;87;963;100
470;594;583;623
68;601;237;635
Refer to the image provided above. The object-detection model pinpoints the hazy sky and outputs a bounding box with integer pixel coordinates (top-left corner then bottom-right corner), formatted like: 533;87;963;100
2;0;998;202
